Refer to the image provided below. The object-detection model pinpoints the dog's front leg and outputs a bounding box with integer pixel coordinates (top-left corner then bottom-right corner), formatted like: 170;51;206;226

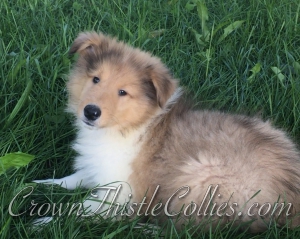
31;171;88;227
33;171;86;190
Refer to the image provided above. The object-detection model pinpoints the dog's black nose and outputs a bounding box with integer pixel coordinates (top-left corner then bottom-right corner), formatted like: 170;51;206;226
84;105;101;121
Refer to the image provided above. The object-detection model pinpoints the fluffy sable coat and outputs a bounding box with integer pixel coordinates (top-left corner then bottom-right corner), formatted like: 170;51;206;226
36;32;300;232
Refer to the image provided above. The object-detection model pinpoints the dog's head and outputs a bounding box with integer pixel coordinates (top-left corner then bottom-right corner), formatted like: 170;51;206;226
67;32;177;131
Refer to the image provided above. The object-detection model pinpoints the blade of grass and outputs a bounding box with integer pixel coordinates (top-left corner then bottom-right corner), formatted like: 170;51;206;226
5;79;33;128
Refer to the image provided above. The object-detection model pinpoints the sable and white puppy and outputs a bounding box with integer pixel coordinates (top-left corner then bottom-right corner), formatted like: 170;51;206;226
35;32;300;232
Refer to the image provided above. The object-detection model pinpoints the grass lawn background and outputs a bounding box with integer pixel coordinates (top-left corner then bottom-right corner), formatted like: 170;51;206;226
1;0;300;238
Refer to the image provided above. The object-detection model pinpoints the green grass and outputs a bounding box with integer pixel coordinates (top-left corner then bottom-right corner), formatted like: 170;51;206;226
1;0;300;238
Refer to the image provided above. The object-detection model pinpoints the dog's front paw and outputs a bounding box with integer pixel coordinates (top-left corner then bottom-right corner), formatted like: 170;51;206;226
33;179;57;185
33;178;70;189
33;178;65;187
32;216;53;225
30;216;54;232
33;174;81;190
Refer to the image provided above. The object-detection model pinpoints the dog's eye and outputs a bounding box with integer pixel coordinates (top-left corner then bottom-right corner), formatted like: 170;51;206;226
118;90;127;96
93;77;100;84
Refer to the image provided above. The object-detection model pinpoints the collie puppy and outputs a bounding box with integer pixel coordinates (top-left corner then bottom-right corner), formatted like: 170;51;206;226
35;32;300;232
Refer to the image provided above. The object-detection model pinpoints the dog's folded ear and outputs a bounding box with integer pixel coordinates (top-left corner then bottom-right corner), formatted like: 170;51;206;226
147;64;178;108
69;32;109;56
69;32;177;108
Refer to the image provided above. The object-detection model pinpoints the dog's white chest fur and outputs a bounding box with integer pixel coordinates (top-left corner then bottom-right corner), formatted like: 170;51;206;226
33;124;145;219
72;124;143;189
